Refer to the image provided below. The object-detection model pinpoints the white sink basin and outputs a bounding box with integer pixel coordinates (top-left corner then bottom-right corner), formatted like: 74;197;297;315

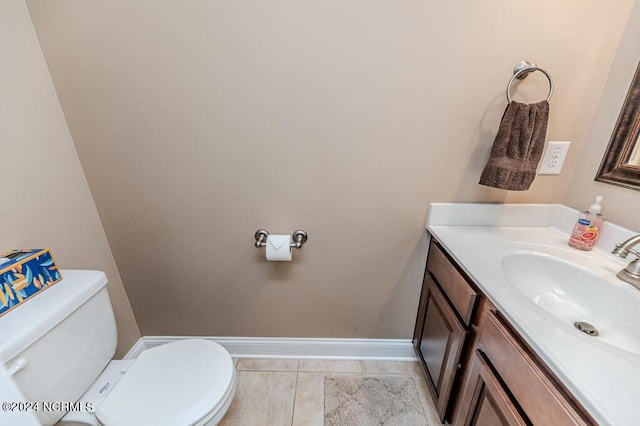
497;245;640;357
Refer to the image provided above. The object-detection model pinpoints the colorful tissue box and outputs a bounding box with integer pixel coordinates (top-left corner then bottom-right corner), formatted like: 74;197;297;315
0;249;62;317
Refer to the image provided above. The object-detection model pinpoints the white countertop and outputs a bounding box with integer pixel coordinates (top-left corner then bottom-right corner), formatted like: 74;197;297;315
426;203;640;426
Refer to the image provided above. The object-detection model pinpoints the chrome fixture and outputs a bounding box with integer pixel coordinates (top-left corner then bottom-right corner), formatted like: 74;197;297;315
612;234;640;289
506;60;554;103
254;229;308;249
573;321;599;336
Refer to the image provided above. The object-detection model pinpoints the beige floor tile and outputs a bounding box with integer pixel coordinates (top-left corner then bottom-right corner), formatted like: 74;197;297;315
298;359;362;373
236;358;299;372
361;360;422;375
220;359;439;426
412;371;441;425
292;372;325;426
232;358;239;367
219;371;297;426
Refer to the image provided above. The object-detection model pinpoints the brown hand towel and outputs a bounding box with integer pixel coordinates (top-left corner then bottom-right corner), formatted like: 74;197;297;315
479;100;549;190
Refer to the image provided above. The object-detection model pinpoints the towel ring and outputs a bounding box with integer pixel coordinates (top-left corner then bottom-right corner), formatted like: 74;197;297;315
506;61;554;103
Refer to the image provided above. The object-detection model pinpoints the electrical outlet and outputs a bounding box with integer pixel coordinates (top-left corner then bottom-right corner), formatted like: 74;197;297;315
538;141;571;175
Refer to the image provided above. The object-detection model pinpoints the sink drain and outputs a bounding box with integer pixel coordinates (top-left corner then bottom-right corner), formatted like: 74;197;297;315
574;321;599;336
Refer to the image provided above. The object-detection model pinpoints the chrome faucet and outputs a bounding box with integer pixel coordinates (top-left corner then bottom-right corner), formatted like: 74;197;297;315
612;234;640;289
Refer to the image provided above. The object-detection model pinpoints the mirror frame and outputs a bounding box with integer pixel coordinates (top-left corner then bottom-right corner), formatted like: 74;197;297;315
596;61;640;191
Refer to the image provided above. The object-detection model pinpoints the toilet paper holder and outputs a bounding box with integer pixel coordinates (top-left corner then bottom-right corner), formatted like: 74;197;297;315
254;229;308;249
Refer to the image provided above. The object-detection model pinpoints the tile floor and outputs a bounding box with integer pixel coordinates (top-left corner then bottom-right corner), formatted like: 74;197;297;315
218;358;441;426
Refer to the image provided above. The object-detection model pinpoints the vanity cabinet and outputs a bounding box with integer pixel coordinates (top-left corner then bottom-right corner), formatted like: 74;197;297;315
457;349;527;426
414;274;466;420
413;239;478;422
414;235;596;426
456;311;594;426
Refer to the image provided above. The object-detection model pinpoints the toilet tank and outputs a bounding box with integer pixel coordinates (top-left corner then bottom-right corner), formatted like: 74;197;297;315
0;270;117;426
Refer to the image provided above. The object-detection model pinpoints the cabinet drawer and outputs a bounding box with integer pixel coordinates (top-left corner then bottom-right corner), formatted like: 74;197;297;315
479;312;594;426
427;241;477;325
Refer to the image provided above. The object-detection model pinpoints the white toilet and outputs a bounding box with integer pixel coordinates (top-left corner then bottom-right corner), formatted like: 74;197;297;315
0;270;236;426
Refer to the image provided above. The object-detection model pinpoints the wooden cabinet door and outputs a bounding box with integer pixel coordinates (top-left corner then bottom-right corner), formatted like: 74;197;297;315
457;349;529;426
479;312;595;426
414;274;467;422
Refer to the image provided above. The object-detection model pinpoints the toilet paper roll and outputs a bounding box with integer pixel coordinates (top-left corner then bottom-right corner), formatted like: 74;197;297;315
266;234;292;261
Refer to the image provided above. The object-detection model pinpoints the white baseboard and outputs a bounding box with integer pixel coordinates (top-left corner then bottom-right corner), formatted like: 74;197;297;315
123;336;416;361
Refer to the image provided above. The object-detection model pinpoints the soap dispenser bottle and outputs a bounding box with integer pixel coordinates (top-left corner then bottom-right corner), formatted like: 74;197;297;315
568;196;605;251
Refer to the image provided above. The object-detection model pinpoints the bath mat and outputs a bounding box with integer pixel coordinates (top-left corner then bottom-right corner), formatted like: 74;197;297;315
324;375;428;426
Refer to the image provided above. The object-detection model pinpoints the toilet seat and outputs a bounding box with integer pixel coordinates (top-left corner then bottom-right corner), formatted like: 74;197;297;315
96;339;235;426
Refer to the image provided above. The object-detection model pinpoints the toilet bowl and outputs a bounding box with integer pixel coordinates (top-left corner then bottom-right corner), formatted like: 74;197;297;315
0;270;236;426
63;339;237;426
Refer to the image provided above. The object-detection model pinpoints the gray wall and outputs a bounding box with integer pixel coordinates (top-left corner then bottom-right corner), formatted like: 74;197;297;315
26;0;635;338
565;0;640;231
1;0;140;357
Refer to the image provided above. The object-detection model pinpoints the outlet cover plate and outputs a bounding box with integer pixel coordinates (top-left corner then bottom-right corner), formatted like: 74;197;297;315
538;141;571;175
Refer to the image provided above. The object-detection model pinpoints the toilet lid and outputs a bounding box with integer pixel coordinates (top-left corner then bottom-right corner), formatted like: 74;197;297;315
97;339;234;426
